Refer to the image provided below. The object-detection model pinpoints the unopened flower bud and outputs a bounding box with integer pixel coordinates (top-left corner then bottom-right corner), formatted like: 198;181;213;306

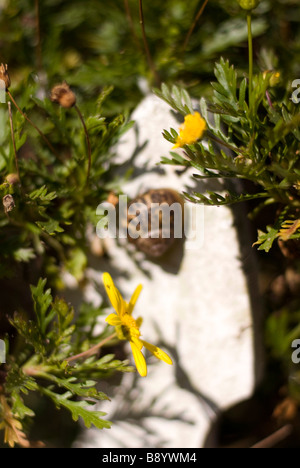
50;82;76;108
263;70;281;87
5;173;20;185
3;194;15;213
237;0;260;10
269;71;281;88
0;63;11;90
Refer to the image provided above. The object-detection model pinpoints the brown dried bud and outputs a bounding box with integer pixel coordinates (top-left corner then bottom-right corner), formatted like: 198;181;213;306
5;173;20;185
107;191;119;207
3;194;15;213
0;63;10;90
50;82;76;108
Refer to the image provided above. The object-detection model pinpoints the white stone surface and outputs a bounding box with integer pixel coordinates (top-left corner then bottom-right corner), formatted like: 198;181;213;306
73;94;262;448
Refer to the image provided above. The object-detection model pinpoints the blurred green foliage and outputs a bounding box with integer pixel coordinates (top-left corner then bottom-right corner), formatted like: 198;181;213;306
0;0;300;113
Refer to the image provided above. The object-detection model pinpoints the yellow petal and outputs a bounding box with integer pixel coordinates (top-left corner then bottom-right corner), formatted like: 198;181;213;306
103;272;125;316
128;284;143;315
131;335;143;350
136;316;143;328
105;313;122;326
172;112;206;148
141;340;173;365
130;341;147;377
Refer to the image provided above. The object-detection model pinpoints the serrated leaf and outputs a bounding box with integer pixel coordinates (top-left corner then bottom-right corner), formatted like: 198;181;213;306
11;392;35;419
42;389;111;429
36;219;64;235
9;314;46;354
13;248;36;263
30;279;55;336
253;226;279;252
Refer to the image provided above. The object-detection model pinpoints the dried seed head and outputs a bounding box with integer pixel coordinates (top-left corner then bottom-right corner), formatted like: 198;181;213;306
5;173;20;185
50;82;76;108
0;63;11;90
3;194;15;213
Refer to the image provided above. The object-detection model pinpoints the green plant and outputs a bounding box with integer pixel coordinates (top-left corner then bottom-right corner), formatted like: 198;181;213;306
0;65;137;446
157;59;300;253
1;279;132;447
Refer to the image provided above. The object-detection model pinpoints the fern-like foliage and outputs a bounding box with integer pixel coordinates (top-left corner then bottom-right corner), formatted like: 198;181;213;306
0;278;133;447
156;58;300;252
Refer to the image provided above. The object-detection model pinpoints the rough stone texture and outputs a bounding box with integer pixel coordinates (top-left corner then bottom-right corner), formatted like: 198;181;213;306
73;94;263;448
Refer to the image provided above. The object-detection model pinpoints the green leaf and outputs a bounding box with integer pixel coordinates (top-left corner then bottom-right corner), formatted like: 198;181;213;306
253;226;279;252
36;219;64;235
13;248;36;263
9;313;46;355
65;247;87;281
11;392;35;419
5;364;38;395
30;279;55;336
41;388;111;430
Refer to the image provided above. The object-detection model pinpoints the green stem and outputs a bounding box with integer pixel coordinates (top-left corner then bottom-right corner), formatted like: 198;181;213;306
7;102;24;197
7;90;62;161
75;105;92;185
138;0;160;86
182;0;209;53
247;12;253;109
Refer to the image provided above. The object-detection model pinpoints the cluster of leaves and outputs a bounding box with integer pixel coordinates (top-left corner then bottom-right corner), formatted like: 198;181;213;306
0;58;136;446
157;57;300;253
0;0;299;113
0;278;132;447
0;78;132;285
0;6;135;444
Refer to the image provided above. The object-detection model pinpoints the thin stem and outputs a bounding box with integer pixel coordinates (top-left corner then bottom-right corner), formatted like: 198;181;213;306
266;89;273;108
7;102;24;196
247;12;253;109
251;424;292;449
7;90;61;161
207;131;246;155
138;0;160;86
75;105;92;184
66;332;117;363
124;0;140;49
34;0;42;72
182;0;209;53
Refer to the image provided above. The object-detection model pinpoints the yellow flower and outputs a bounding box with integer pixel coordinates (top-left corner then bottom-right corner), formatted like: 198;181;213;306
172;112;206;149
103;272;172;377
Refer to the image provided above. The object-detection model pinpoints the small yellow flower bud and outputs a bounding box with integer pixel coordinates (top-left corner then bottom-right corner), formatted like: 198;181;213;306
5;173;20;185
50;82;76;108
263;70;281;87
269;71;281;87
0;63;11;90
3;194;15;213
237;0;260;10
